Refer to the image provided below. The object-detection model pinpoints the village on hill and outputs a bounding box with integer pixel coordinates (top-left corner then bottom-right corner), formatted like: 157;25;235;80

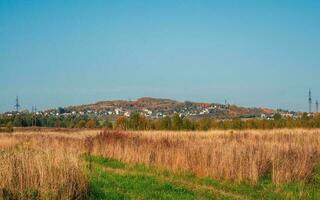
2;97;300;120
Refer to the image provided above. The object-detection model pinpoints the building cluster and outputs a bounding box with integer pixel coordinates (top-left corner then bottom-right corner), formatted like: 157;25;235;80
55;103;230;119
2;103;233;119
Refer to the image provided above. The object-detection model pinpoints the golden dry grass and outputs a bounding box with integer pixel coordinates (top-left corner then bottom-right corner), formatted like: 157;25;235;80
0;135;89;199
0;135;18;149
88;129;320;184
1;128;320;198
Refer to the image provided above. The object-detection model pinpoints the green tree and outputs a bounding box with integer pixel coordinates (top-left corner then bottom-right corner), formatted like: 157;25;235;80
231;118;244;130
182;118;194;130
129;112;140;130
273;113;282;121
13;116;23;127
54;119;62;128
65;119;75;128
160;116;172;130
172;114;183;130
198;118;211;130
58;107;66;114
6;121;13;132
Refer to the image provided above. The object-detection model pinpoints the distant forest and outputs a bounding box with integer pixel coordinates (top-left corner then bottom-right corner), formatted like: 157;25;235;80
1;112;320;132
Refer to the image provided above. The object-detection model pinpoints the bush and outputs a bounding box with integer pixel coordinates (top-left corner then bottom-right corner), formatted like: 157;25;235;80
6;122;13;133
0;122;14;133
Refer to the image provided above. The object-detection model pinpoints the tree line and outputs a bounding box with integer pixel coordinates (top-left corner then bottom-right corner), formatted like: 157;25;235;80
114;112;320;130
0;113;112;131
1;112;320;131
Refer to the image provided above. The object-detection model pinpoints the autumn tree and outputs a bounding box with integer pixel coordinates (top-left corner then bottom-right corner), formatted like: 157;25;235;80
115;116;127;130
76;120;86;128
86;119;97;128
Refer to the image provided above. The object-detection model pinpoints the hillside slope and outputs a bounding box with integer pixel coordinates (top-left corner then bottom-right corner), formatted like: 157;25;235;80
67;97;274;118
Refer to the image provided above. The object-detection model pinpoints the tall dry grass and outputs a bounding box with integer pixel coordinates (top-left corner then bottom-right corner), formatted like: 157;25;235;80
0;142;88;199
2;128;320;190
87;129;320;184
0;135;18;149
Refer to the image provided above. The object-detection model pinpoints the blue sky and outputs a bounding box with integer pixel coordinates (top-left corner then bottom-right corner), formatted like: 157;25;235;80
0;0;319;112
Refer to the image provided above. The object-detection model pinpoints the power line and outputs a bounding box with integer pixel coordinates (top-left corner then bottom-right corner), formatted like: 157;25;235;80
309;89;312;113
14;96;20;113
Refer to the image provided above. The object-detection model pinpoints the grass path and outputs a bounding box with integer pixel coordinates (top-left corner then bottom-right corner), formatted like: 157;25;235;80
98;164;246;200
85;155;320;200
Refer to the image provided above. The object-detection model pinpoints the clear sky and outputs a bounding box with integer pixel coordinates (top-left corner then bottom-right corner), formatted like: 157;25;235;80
1;0;319;112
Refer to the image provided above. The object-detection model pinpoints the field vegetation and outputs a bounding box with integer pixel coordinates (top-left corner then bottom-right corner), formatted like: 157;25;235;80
0;133;88;199
86;129;320;184
1;129;320;199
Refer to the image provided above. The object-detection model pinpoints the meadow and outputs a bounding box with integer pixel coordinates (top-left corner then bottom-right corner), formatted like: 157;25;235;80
1;128;320;199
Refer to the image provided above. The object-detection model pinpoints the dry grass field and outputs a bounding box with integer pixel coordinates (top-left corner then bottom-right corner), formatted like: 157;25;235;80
1;128;320;199
88;129;320;184
0;132;89;199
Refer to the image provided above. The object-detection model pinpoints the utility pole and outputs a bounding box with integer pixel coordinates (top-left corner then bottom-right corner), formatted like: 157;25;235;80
34;105;37;127
309;89;312;114
32;105;37;127
316;100;319;113
32;106;34;126
15;96;20;113
224;99;229;109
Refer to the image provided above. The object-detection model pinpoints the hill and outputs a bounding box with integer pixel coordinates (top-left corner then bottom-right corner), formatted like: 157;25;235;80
67;97;274;119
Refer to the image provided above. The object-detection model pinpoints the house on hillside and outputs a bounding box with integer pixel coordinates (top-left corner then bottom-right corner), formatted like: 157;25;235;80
115;108;122;115
124;111;131;117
